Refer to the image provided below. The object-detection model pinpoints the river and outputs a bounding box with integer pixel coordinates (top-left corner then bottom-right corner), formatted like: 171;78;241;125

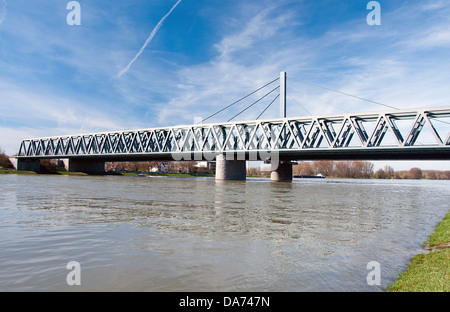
0;174;448;291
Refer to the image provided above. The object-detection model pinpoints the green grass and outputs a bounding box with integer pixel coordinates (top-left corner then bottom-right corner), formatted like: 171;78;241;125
0;169;37;175
0;169;216;177
117;172;139;176
0;169;90;176
388;250;449;292
389;210;450;292
55;171;88;176
140;172;215;178
427;212;450;248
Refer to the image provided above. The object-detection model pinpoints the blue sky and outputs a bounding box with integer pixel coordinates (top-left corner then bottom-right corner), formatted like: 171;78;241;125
0;0;449;170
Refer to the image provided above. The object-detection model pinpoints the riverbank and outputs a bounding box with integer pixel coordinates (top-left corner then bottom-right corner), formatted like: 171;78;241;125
2;169;449;181
0;169;216;178
0;169;37;175
0;169;87;175
388;211;450;292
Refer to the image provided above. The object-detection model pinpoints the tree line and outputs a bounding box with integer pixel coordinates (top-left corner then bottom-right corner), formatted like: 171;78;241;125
2;146;449;179
292;161;450;180
0;147;14;169
105;161;208;174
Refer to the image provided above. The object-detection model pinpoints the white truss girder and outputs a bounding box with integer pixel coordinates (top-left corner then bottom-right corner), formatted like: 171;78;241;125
18;107;450;159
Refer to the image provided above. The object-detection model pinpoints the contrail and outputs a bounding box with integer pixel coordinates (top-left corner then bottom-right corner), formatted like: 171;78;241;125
116;0;182;78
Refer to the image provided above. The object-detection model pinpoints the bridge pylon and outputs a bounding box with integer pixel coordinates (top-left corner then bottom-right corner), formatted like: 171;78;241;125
215;154;246;181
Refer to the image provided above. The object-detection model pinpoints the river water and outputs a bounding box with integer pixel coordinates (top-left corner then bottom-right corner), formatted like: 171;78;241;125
0;174;448;292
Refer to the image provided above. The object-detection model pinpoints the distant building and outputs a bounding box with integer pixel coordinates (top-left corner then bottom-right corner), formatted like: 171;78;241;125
195;161;216;173
150;162;168;173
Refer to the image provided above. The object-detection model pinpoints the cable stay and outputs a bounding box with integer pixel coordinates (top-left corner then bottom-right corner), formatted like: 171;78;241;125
256;94;280;120
286;95;312;116
291;78;450;125
227;86;280;122
199;74;447;127
291;78;399;110
201;77;279;123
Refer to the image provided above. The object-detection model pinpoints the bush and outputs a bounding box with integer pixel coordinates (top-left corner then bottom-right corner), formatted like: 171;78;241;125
0;147;14;169
39;159;59;173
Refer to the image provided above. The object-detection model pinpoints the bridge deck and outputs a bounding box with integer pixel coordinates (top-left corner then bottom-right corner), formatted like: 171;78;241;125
17;106;450;161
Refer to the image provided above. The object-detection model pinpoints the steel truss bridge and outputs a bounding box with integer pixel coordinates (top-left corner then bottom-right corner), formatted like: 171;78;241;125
17;106;450;162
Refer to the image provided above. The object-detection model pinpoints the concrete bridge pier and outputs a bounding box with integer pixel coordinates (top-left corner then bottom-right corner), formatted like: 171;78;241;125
270;161;294;182
215;154;246;180
62;158;105;174
9;157;40;172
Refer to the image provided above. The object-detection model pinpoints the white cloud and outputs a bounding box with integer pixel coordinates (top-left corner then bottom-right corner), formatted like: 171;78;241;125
0;0;6;25
214;6;293;61
421;0;446;11
412;27;450;49
1;0;449;171
0;81;125;155
154;5;301;125
0;126;37;156
155;0;450;130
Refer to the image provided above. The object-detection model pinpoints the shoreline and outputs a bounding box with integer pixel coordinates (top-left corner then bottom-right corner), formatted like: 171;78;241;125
388;210;450;292
2;169;450;181
0;169;216;178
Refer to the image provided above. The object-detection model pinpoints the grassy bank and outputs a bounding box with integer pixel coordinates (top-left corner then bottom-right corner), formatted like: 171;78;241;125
389;211;450;292
0;169;214;177
0;169;88;175
131;172;215;178
0;169;37;175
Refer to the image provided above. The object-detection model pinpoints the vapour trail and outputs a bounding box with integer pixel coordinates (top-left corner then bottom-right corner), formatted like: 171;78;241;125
116;0;182;78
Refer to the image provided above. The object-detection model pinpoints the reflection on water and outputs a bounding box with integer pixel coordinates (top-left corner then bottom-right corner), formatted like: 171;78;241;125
0;174;448;291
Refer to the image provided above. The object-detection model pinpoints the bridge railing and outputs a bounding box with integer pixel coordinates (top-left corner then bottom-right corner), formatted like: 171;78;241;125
17;107;450;159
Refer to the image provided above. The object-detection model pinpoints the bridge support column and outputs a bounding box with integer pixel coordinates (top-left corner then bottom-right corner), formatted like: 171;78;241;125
9;157;41;172
270;162;293;182
62;158;105;174
215;154;246;180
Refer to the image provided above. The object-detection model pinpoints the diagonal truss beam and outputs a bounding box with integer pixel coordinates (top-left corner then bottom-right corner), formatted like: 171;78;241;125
17;106;450;159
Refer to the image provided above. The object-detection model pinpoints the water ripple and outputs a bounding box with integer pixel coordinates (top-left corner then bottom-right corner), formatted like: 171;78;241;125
1;174;448;291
